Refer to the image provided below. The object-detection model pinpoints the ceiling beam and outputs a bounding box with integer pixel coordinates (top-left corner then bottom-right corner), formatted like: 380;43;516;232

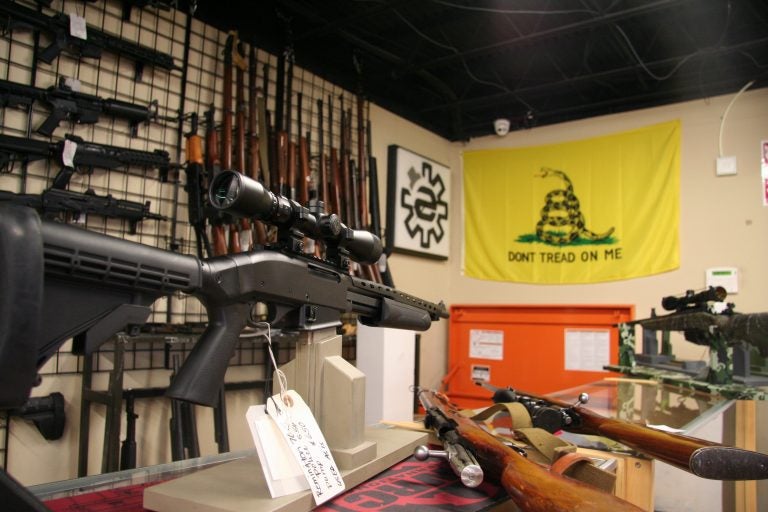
418;37;768;115
397;0;692;76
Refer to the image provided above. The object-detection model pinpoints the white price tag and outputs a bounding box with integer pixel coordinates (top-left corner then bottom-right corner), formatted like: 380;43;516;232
69;13;88;40
265;390;345;505
62;77;82;92
246;404;309;498
62;139;77;168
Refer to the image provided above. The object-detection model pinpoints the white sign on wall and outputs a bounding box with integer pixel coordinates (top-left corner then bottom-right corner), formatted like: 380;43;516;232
469;329;504;360
564;329;610;371
386;145;451;259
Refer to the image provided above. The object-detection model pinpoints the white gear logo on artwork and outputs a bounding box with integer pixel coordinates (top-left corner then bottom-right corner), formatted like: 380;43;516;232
399;162;449;249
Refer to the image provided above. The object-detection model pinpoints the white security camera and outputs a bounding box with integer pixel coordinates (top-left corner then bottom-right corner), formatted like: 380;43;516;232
494;118;510;136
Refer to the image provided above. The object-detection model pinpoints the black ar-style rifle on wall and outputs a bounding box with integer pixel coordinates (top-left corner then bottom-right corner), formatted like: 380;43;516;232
0;0;179;80
0;77;168;137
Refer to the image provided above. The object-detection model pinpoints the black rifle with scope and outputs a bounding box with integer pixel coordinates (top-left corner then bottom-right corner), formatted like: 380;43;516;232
626;285;768;358
0;77;167;137
0;170;447;409
660;286;727;312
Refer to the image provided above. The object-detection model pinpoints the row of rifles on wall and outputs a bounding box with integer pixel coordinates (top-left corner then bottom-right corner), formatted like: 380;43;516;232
0;0;393;287
0;0;180;233
185;31;393;287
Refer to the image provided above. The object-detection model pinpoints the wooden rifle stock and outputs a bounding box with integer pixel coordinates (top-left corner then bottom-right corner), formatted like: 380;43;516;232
344;106;358;227
184;113;213;258
247;46;268;246
297;93;310;206
575;409;768;480
261;62;277;194
338;96;353;224
356;93;368;229
221;34;235;171
419;390;642;512
233;39;246;177
232;35;253;251
328;95;342;217
221;32;241;254
204;107;227;256
316;99;327;207
285;50;296;201
287;137;297;201
247;46;260;182
485;384;768;481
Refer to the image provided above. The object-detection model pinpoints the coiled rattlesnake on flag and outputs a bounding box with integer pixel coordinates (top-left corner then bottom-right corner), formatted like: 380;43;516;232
535;167;614;245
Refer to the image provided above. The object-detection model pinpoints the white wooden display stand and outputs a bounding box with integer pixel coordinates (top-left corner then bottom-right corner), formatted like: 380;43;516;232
356;322;416;425
144;325;426;512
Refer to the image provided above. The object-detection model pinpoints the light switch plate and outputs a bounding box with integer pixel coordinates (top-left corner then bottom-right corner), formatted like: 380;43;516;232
716;156;738;176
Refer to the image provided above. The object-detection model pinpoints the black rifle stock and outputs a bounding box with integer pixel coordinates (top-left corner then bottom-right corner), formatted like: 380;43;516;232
418;389;642;512
480;383;768;481
0;191;446;408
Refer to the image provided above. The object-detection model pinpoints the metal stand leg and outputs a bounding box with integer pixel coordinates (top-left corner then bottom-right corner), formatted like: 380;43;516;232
78;341;124;476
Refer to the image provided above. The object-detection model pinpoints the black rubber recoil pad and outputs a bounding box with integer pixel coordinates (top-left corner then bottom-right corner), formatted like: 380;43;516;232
691;447;768;480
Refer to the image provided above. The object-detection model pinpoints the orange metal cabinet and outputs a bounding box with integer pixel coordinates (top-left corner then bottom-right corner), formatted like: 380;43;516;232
444;304;634;408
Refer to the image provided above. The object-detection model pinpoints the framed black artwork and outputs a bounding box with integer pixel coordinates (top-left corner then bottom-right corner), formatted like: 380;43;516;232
386;145;450;260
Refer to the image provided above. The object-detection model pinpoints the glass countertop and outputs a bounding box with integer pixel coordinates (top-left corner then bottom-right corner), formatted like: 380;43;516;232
548;378;733;434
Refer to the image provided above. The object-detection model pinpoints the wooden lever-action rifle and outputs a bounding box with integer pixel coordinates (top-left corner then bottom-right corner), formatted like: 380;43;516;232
480;382;768;480
316;99;327;208
247;45;268;246
418;389;642;512
220;32;241;253
328;95;342;218
297;92;310;206
232;34;253;251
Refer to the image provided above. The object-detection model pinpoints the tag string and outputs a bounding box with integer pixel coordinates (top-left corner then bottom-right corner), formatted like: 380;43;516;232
254;322;292;408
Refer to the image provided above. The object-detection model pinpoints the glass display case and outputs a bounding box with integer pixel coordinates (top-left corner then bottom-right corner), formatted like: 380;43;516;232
549;378;733;434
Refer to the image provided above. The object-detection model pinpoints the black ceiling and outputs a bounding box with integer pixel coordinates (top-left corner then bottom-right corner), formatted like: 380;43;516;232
187;0;768;142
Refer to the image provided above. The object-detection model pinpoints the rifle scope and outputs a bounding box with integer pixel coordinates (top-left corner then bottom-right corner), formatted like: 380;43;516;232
661;286;727;311
209;170;382;265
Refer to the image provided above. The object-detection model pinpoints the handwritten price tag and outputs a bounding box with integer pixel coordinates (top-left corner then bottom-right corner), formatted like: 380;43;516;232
265;390;345;505
62;139;77;168
68;13;87;40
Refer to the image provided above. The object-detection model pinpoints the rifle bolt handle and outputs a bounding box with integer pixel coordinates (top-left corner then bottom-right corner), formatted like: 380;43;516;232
414;444;484;488
575;392;589;406
414;445;445;461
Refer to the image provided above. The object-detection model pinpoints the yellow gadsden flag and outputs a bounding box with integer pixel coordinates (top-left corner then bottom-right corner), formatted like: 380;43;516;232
463;120;680;284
